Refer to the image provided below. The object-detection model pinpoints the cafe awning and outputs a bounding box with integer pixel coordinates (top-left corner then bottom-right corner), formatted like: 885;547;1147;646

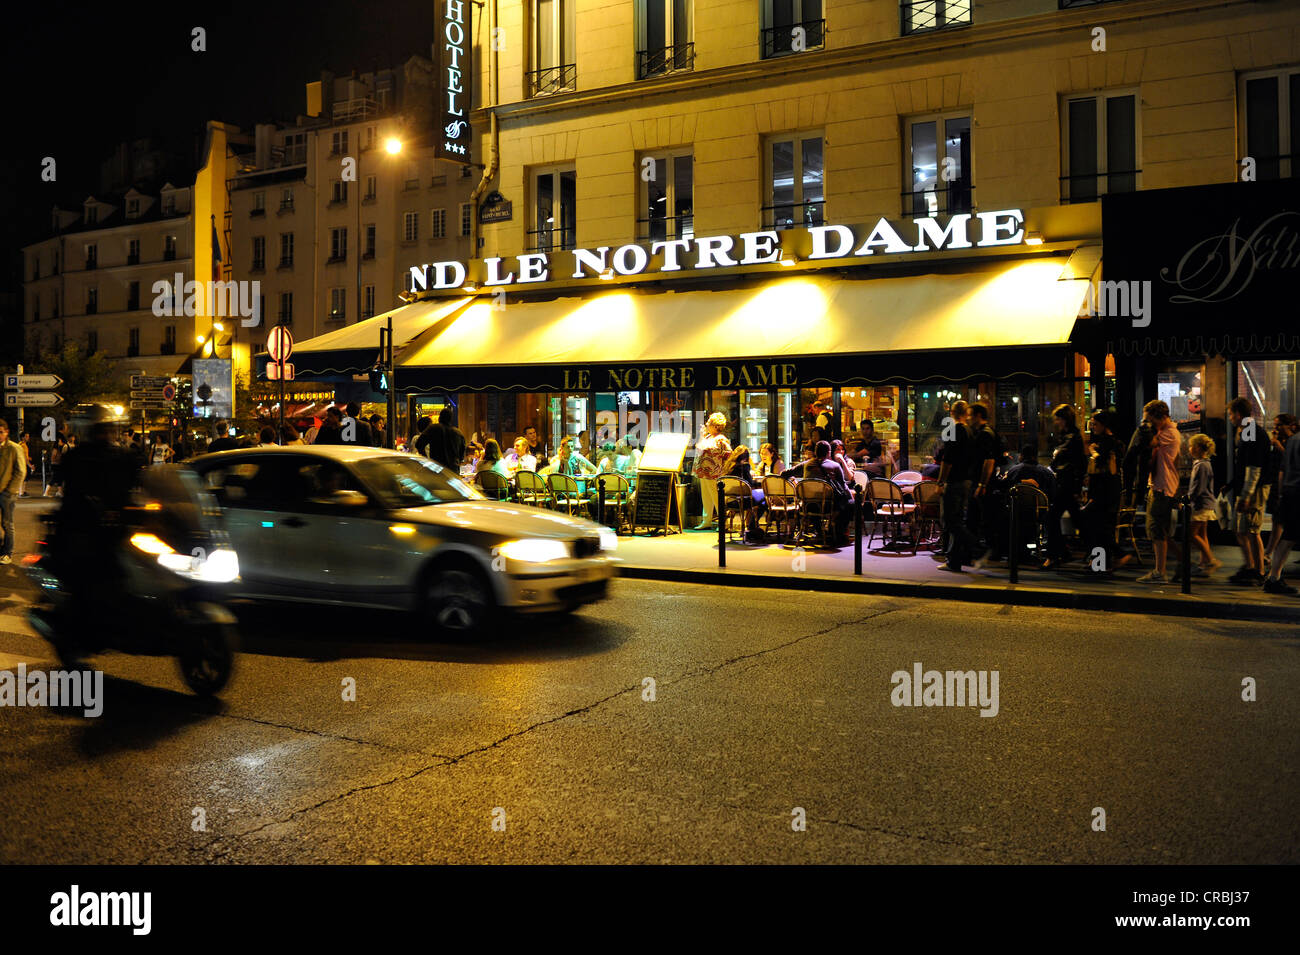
391;256;1090;392
262;296;472;379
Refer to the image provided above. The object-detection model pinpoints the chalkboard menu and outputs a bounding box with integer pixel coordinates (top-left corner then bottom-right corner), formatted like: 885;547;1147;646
633;470;678;535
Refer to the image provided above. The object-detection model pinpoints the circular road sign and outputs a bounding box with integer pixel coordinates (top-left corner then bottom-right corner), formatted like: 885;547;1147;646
162;383;176;402
267;325;294;364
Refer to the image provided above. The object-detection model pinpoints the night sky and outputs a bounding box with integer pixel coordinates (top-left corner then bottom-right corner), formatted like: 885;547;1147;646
0;0;439;353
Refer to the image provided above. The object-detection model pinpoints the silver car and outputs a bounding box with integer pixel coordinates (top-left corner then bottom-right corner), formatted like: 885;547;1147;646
190;445;616;633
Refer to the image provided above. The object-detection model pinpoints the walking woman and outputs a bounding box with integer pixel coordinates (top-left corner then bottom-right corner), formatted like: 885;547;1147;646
1043;403;1086;570
693;412;732;530
1188;433;1223;574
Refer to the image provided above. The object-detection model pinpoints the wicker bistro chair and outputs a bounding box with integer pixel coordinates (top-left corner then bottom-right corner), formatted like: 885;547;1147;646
892;470;924;487
720;476;756;544
546;473;585;515
794;478;837;547
591;472;632;532
761;476;799;543
1114;492;1145;567
475;469;511;501
1010;483;1052;563
868;477;917;553
911;480;942;549
515;470;549;507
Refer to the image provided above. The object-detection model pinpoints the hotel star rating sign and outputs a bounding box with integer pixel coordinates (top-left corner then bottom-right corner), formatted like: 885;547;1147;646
4;373;63;408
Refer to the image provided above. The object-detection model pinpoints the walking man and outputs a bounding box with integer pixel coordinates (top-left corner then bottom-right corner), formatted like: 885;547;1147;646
1137;400;1183;584
0;420;29;564
1227;397;1268;586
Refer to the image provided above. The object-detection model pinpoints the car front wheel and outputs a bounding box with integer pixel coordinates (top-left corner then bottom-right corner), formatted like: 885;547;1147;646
420;564;494;636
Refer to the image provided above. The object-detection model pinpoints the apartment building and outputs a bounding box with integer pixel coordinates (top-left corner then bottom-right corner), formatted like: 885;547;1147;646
227;59;477;364
350;0;1299;466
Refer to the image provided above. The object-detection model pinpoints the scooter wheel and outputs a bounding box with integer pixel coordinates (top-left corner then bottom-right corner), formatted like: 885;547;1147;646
177;604;236;696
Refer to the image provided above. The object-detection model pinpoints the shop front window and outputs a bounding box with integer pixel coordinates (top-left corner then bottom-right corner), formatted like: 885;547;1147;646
1237;360;1300;424
841;386;901;466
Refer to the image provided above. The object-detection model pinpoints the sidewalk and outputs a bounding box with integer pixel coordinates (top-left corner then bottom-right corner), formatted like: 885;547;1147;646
611;526;1300;624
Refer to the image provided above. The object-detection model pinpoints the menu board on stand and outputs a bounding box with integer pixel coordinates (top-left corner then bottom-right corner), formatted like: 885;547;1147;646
632;431;691;536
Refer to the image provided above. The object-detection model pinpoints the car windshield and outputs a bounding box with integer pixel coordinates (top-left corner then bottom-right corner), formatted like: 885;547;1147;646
353;455;483;508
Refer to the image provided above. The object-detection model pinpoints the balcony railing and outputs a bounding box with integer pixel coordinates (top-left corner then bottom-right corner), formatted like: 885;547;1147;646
900;184;974;218
160;341;176;355
250;208;266;218
526;226;577;253
163;249;176;262
84;258;96;271
636;215;695;243
901;1;972;36
332;97;379;123
637;43;695;79
278;257;294;270
527;63;577;98
127;253;139;265
126;297;140;311
278;313;293;326
763;200;825;231
278;200;294;214
86;302;97;315
126;345;139;357
1059;168;1141;204
252;259;266;272
762;19;825;59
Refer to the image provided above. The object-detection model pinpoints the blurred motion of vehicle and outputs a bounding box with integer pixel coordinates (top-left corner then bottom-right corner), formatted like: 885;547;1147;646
189;446;616;635
22;465;240;695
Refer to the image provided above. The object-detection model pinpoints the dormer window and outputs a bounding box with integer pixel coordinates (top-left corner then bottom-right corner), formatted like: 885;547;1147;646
84;205;98;225
162;194;176;215
126;198;140;218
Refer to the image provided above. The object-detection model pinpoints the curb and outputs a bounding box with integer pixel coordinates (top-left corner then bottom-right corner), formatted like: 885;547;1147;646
616;564;1300;625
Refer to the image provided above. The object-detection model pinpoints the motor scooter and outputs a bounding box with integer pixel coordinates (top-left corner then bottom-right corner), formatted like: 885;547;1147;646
22;464;240;696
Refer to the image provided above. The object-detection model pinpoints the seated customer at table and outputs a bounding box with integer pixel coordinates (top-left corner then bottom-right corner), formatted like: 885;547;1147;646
831;439;857;480
780;440;853;545
542;438;599;478
755;442;784;479
504;436;536;476
1004;444;1056;500
474;439;512;480
722;446;767;543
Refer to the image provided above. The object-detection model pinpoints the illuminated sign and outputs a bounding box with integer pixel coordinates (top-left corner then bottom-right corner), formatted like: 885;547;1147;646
409;210;1025;291
434;0;472;163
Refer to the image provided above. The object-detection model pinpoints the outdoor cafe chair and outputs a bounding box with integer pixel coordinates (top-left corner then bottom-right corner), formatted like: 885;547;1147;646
794;478;836;548
475;469;511;501
515;470;550;507
547;473;585;515
1011;483;1052;564
911;480;942;549
761;475;799;543
892;470;924;488
592;472;632;532
720;476;755;544
868;477;917;553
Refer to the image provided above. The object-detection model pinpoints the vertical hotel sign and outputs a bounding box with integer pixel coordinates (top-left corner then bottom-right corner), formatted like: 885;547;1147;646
435;0;472;163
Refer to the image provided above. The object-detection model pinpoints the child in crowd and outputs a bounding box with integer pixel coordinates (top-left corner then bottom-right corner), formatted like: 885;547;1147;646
1188;433;1223;574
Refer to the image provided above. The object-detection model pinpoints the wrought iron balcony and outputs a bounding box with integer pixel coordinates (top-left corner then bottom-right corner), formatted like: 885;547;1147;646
637;43;695;79
527;64;577;98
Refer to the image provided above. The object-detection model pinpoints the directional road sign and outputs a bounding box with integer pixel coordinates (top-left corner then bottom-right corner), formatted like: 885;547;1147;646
4;392;62;407
5;374;63;390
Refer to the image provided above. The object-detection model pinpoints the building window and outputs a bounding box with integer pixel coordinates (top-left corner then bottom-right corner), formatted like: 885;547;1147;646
52;292;59;318
252;236;266;271
85;205;98;225
163;235;177;261
329;228;348;261
162;326;176;355
331;130;349;156
87;330;97;354
365;175;377;200
283;132;307;165
162;194;175;215
364;125;377;150
31;294;39;322
432;208;447;238
460;202;473;237
901;1;971;36
765;134;824;230
365;223;376;258
904;112;972;217
329;288;347;321
403;212;419;242
127;280;140;311
363;285;376;319
403;163;419;191
331;180;349;204
127;327;139;357
252;192;266;216
280;187;294;212
1061;90;1139;203
126;198;140;218
529;0;577;97
279;291;294;326
86;288;97;315
431;174;447;188
1240;67;1300;180
127;238;140;265
530;166;577;251
762;0;824;59
30;256;38;281
639;152;693;241
637;1;694;78
84;244;97;270
279;233;294;267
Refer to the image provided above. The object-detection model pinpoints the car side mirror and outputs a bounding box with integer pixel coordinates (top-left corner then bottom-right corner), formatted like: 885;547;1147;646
332;489;369;507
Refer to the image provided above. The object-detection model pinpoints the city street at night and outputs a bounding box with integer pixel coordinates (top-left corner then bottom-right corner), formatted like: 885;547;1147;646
1;573;1294;866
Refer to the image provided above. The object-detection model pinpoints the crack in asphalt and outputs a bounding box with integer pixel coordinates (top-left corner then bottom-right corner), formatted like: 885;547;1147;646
208;711;459;760
186;607;896;862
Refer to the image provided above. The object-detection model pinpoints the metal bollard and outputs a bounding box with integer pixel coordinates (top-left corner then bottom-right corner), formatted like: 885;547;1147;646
598;480;606;527
1008;484;1020;584
854;488;863;575
717;479;726;568
1181;494;1192;595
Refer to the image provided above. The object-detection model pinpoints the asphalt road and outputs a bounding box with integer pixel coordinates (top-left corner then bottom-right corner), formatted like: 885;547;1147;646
0;559;1295;865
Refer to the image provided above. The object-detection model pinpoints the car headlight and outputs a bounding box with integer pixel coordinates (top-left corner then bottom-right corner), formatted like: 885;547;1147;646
598;528;618;553
157;547;240;583
498;539;569;563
